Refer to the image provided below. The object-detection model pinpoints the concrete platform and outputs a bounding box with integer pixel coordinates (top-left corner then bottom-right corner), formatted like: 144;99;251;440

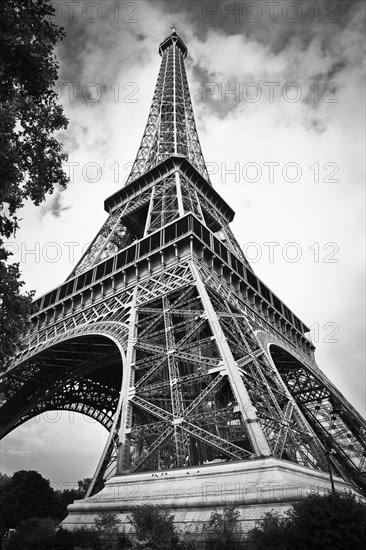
63;457;355;538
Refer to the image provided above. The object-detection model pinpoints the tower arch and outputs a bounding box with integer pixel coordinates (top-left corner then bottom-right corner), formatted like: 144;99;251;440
0;328;127;440
268;343;366;494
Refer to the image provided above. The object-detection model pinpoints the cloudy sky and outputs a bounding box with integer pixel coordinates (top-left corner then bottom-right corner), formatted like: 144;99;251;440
1;0;365;488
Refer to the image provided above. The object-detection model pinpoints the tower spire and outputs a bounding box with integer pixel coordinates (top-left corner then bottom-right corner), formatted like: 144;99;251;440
65;29;250;279
126;29;210;185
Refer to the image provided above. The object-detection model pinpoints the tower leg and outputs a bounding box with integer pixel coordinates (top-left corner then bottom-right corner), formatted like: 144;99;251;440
190;261;271;457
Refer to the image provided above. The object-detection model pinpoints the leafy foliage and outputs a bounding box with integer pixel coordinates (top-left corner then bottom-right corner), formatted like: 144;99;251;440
53;477;91;521
0;254;34;368
128;505;178;549
0;0;68;370
0;470;61;531
2;513;126;550
94;512;130;549
0;0;68;237
246;509;292;550
3;518;102;550
94;512;121;534
3;518;67;550
0;473;11;487
246;491;366;550
78;477;92;494
204;505;242;550
54;488;85;522
0;470;92;534
62;525;100;549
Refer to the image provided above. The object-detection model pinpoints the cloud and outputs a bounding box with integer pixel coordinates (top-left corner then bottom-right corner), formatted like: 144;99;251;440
1;422;47;458
184;1;364;130
40;188;71;219
0;414;107;484
153;0;364;55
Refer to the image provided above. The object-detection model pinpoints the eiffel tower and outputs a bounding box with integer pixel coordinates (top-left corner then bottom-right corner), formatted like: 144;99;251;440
1;29;365;535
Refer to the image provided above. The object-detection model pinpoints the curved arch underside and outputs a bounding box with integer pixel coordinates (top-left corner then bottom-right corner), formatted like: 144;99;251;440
0;335;123;440
270;345;366;494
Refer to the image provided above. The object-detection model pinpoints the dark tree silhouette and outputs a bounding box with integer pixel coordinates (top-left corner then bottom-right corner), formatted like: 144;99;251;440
4;518;78;550
0;0;68;370
247;491;366;550
77;477;92;495
0;470;61;531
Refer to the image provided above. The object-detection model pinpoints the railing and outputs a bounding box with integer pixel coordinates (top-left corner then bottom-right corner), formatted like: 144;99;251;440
32;213;309;338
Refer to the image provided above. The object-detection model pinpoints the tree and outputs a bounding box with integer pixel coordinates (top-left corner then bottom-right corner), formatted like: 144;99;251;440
246;491;366;550
0;257;34;367
54;487;85;522
0;0;68;370
0;473;10;487
128;505;178;549
2;518;86;550
77;477;92;495
0;470;94;532
53;477;91;521
94;512;122;549
0;470;61;530
245;509;291;550
3;518;64;550
204;505;242;550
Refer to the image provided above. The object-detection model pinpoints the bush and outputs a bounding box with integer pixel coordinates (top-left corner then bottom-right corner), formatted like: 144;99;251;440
246;510;291;550
2;519;120;550
93;512;132;549
204;505;243;550
4;518;68;550
128;505;178;549
247;490;366;550
67;526;101;549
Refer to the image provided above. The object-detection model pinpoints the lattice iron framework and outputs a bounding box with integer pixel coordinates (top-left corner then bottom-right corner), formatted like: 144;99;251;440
1;31;365;499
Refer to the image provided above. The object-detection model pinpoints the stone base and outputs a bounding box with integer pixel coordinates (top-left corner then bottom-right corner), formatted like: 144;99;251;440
63;457;357;538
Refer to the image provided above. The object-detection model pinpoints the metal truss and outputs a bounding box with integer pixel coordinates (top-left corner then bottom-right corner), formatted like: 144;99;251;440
1;29;365;500
145;175;179;234
178;176;250;266
67;168;249;280
201;280;327;470
272;346;366;492
117;278;254;473
126;32;210;184
69;206;128;278
194;259;313;365
0;332;124;440
193;259;366;492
